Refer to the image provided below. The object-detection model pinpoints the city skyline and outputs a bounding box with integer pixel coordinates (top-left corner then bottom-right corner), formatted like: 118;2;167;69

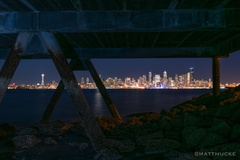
1;50;240;84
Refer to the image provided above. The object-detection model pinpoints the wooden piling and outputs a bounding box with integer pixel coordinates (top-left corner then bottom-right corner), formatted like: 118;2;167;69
40;80;65;124
83;59;123;122
0;33;31;103
41;32;109;151
212;57;220;96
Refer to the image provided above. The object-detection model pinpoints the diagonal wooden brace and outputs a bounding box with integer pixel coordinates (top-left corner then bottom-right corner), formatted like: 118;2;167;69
41;58;122;123
0;33;31;103
41;32;109;151
82;59;123;122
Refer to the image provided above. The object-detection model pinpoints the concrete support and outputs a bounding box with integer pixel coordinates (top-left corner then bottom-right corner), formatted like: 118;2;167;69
41;32;109;152
82;59;123;122
212;57;221;96
40;80;64;124
0;33;30;103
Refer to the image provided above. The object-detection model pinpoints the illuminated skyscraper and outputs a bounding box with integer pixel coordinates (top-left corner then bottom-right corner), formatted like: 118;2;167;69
163;71;167;80
154;74;161;83
149;72;152;83
81;77;84;84
189;67;194;82
142;75;147;84
41;74;44;85
86;77;89;84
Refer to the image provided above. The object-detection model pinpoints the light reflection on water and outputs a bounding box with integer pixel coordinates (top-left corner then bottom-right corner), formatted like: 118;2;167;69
0;89;211;125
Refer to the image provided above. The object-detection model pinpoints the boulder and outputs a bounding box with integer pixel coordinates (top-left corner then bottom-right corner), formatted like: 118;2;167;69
0;123;17;139
12;135;41;147
200;133;227;148
145;139;180;154
159;118;173;131
108;139;135;153
184;128;207;148
44;137;57;145
230;108;240;123
136;131;164;146
184;113;207;127
79;143;89;150
18;127;38;136
208;121;231;137
230;124;240;140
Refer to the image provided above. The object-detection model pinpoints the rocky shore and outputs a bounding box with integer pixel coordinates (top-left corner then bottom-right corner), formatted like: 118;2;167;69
1;86;240;160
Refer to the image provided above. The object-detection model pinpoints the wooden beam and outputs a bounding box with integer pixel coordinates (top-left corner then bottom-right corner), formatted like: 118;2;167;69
41;32;120;158
0;10;239;33
0;32;31;103
82;59;123;122
212;57;221;96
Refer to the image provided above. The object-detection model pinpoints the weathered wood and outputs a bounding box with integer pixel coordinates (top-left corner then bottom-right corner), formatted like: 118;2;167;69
40;80;65;124
41;32;109;151
0;33;31;103
212;57;221;96
83;59;123;122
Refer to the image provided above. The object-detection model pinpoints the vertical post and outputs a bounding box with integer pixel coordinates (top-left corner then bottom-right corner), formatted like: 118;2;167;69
40;80;65;124
212;57;220;96
83;59;123;122
41;32;109;152
0;33;31;103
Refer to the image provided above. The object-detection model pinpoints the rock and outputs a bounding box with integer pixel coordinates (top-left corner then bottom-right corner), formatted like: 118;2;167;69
97;117;122;130
18;127;38;136
37;120;65;137
0;123;17;139
159;118;173;131
145;139;181;154
184;113;207;127
79;143;89;150
208;121;231;137
215;101;240;118
230;108;240;122
184;128;207;148
136;131;164;146
61;121;84;133
200;133;227;148
44;137;57;145
164;131;181;140
13;135;41;147
171;116;184;129
108;139;135;153
230;124;240;140
94;148;122;160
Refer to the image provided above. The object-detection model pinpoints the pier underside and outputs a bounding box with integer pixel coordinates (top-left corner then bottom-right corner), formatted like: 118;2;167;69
0;0;240;156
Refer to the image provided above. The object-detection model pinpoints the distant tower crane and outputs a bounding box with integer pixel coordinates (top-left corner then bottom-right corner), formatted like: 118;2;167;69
41;73;45;85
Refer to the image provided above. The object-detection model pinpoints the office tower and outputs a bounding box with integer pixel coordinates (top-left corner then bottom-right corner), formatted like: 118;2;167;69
86;77;89;84
154;74;161;83
189;67;194;82
142;75;147;84
149;72;152;83
125;77;131;85
187;72;191;86
41;74;45;85
81;77;85;84
163;71;167;80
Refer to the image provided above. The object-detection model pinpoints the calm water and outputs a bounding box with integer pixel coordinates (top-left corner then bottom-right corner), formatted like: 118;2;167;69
0;89;211;125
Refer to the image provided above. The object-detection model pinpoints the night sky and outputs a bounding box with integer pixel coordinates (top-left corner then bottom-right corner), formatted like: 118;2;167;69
0;50;240;85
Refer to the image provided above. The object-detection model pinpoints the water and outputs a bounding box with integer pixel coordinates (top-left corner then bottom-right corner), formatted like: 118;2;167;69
0;89;211;125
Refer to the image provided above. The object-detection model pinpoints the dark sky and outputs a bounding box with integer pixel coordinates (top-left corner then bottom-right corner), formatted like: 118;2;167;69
0;50;240;84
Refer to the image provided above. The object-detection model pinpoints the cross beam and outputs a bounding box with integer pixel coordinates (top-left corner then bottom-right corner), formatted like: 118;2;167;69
0;10;239;33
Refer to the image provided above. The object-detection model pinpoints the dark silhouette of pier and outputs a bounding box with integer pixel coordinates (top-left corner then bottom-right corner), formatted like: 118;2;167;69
0;0;239;158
